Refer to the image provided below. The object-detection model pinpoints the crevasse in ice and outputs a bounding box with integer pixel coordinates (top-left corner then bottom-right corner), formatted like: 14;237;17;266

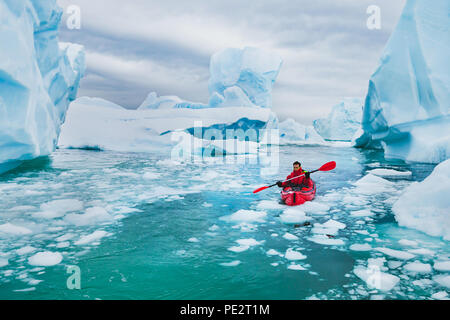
354;0;450;163
0;0;85;174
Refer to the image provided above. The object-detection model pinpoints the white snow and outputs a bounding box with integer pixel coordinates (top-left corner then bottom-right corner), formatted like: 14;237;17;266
28;252;63;267
307;235;345;246
393;159;450;240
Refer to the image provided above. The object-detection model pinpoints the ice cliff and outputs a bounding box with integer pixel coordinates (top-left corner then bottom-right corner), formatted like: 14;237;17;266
354;0;449;163
0;0;85;174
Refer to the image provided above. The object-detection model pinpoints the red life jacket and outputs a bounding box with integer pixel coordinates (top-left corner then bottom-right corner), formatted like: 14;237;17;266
282;169;312;187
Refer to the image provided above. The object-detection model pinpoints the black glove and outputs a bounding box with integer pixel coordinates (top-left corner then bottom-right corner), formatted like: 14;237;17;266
276;181;283;187
305;172;310;179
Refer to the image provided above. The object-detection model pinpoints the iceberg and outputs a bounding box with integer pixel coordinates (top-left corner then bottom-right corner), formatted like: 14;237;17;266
279;119;326;145
313;98;363;141
208;47;283;109
0;0;85;174
354;0;450;163
60;47;282;156
392;159;450;240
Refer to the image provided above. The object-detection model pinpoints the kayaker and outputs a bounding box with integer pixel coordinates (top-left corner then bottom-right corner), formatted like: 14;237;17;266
276;161;312;189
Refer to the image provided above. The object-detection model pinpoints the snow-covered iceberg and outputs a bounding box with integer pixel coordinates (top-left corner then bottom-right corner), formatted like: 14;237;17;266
392;159;450;240
58;97;276;155
313;98;363;141
354;0;450;163
0;0;85;174
60;47;282;156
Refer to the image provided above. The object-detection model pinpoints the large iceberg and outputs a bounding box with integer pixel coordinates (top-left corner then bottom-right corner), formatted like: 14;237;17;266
60;47;282;156
313;98;363;141
354;0;450;163
0;0;85;174
392;159;450;240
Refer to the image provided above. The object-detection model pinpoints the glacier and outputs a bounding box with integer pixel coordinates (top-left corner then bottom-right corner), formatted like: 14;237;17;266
0;0;85;174
354;0;450;163
313;98;363;141
279;119;326;145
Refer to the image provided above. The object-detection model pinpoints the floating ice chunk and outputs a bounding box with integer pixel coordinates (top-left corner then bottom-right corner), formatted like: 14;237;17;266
387;261;403;269
354;266;400;292
288;264;307;271
228;245;249;253
280;208;310;224
0;223;33;235
350;209;374;217
350;244;372;251
220;261;241;267
434;261;450;272
312;227;339;236
393;159;450;240
28;252;63;267
143;172;160;180
403;262;432;273
56;233;75;242
282;233;299;241
320;219;346;230
16;246;37;255
75;230;111;246
352;174;394;194
39;199;84;218
188;238;200;243
256;200;284;210
266;249;282;256
300;202;330;215
285;249;307;261
307;235;345;246
407;248;435;256
220;210;267;223
433;275;450;289
355;230;370;235
56;242;70;249
431;291;449;300
398;239;418;246
375;247;415;260
64;207;114;226
236;239;264;247
202;203;213;208
367;169;412;179
0;258;8;267
209;225;220;231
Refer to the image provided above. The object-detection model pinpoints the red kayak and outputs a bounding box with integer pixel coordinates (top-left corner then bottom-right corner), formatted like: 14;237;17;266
281;180;316;206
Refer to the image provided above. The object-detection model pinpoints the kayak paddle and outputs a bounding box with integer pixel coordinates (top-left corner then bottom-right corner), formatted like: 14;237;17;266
252;161;336;194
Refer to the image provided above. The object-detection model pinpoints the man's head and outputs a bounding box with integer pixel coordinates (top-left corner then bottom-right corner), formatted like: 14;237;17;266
293;161;302;171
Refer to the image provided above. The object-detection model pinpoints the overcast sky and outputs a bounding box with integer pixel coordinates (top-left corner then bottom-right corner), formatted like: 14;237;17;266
57;0;406;124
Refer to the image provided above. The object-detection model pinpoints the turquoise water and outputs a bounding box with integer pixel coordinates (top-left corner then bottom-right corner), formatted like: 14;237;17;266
0;146;448;300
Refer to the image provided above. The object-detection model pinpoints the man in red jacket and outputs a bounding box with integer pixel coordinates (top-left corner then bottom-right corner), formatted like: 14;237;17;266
276;161;312;189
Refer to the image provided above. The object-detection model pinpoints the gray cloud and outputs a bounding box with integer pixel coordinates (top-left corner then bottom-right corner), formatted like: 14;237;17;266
57;0;406;124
